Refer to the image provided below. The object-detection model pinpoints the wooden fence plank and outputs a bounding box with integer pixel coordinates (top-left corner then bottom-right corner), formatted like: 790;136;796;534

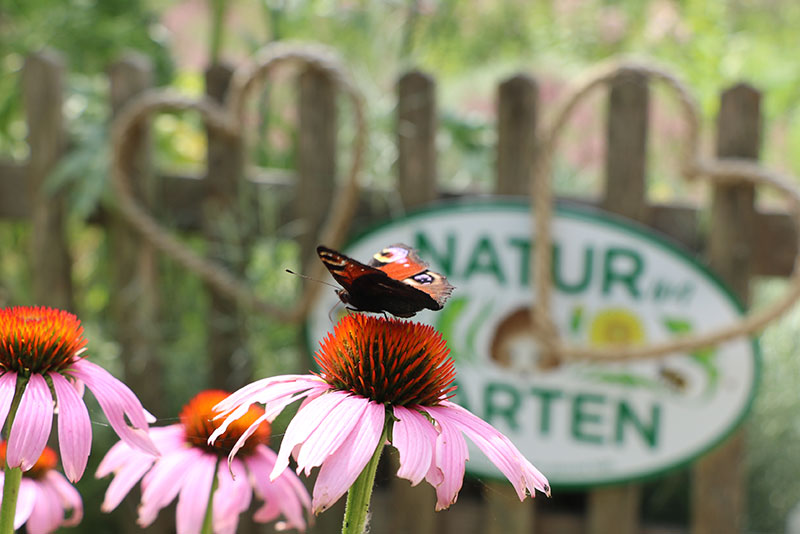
296;65;345;534
204;62;251;391
387;69;440;534
691;83;760;534
107;53;165;415
588;70;650;534
485;73;538;534
398;71;437;209
0;163;28;219
297;65;337;269
23;51;74;310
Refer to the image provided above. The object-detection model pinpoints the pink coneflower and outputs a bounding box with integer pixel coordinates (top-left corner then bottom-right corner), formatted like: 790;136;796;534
0;443;82;534
212;315;549;527
0;306;157;483
97;390;310;533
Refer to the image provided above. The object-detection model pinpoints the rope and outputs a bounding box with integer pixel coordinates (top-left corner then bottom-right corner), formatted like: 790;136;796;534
110;43;366;324
530;59;800;363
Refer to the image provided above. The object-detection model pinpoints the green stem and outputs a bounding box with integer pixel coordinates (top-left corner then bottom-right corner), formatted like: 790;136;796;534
0;375;29;534
341;424;389;534
201;460;220;534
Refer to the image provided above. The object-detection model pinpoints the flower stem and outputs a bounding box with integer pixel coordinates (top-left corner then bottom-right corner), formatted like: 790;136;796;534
0;375;29;534
341;424;389;534
201;461;220;534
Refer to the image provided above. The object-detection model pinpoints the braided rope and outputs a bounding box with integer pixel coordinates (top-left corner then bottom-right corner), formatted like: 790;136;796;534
531;60;800;363
110;43;366;324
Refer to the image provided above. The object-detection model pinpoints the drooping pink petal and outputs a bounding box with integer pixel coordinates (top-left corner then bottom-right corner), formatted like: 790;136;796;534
0;372;18;431
424;405;469;511
225;411;272;467
392;406;440;486
214;375;326;419
295;394;371;476
311;400;386;514
270;391;351;480
7;374;53;471
211;377;329;446
14;477;37;530
70;359;158;456
26;476;64;534
138;447;203;527
212;459;252;534
51;372;92;482
247;445;309;531
434;401;550;498
175;452;217;534
98;444;155;512
43;471;83;527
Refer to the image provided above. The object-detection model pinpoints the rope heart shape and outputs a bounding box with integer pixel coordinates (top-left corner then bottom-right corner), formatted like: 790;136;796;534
530;60;800;363
110;43;366;324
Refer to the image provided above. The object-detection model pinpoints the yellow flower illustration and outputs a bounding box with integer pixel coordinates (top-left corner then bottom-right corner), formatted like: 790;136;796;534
588;308;646;347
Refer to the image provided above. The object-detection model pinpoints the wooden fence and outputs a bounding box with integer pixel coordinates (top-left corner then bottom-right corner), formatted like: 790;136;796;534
0;49;795;534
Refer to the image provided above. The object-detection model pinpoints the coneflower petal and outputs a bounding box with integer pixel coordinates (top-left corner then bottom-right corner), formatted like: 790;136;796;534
248;445;309;531
51;372;92;482
310;400;385;514
295;394;371;476
14;478;37;530
212;459;251;534
433;401;550;498
427;410;468;511
27;471;63;533
270;391;350;481
139;448;202;527
392;406;439;486
0;372;17;432
45;470;84;526
7;374;53;471
71;360;158;456
175;452;216;534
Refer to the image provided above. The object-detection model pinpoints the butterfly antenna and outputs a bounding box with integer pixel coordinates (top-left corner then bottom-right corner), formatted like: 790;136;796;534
285;269;339;290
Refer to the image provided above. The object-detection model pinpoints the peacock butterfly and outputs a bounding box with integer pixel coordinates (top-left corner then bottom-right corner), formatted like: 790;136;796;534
317;244;454;318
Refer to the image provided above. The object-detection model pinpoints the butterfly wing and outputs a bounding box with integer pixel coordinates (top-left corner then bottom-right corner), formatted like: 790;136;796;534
317;246;378;292
370;243;454;308
318;244;454;316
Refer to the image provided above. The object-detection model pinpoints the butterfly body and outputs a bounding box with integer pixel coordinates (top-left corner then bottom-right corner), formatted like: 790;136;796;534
317;244;454;318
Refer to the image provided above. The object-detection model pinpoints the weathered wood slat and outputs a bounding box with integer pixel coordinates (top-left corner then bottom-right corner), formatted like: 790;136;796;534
204;62;251;391
0;163;28;219
691;82;760;534
398;71;437;209
587;70;650;534
107;53;165;417
485;73;538;534
24;51;74;310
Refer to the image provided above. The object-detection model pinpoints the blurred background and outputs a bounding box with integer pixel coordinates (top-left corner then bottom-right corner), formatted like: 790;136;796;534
2;1;800;533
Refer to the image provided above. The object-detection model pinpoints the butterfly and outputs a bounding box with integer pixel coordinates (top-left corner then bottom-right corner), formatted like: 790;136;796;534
317;243;454;318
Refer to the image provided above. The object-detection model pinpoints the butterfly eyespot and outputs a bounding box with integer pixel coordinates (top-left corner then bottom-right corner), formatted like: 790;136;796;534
413;272;434;284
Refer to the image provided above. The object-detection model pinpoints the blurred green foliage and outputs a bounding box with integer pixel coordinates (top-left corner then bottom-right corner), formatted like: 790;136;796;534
1;0;800;532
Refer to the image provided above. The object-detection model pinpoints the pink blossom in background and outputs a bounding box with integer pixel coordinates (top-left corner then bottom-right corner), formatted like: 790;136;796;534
0;306;158;482
212;314;550;514
0;443;82;534
98;390;310;534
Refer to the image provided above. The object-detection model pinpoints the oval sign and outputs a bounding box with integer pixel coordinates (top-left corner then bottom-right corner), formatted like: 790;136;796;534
306;200;759;487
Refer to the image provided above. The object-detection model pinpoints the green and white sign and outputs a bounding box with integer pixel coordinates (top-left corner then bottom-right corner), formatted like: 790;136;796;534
306;200;759;487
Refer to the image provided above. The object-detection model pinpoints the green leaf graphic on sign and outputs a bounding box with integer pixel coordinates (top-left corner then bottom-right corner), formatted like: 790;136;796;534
435;296;468;361
663;316;719;390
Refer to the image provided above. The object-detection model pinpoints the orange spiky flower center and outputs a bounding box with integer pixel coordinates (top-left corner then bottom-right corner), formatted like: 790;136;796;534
315;315;456;407
0;306;88;375
0;442;57;479
180;390;270;457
